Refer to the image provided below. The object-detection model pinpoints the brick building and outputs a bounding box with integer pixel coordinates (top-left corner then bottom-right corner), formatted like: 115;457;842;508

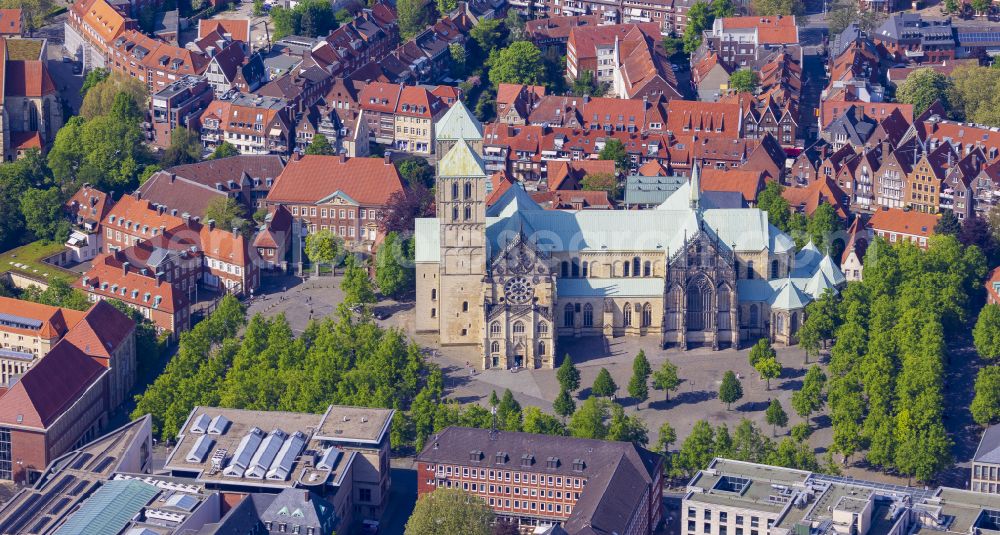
415;427;664;534
197;94;294;155
0;298;86;386
869;207;937;249
149;75;214;150
106;29;210;93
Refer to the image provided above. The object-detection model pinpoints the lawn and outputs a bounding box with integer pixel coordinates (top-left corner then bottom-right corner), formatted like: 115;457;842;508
0;241;79;283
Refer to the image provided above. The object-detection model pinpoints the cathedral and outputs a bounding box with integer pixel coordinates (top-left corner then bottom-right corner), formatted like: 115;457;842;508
415;103;846;370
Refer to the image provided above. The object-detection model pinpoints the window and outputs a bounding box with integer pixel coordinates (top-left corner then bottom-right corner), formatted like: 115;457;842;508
623;303;632;327
464;182;472;199
642;303;652;327
431;289;437;300
513;321;525;334
564;303;575;326
582;262;589;277
624;261;631;277
583;303;593;327
359;488;372;502
644;261;651;276
491;322;501;335
633;257;641;277
746;261;755;280
538;341;546;355
452;183;459;199
770;259;779;279
462;301;469;312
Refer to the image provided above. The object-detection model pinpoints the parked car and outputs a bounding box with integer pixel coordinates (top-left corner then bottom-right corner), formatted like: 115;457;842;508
72;63;82;74
373;310;391;320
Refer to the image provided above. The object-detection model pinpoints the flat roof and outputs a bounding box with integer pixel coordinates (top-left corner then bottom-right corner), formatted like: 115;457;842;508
315;406;394;445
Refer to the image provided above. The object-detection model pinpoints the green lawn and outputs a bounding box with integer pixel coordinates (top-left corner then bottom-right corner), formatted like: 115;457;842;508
0;241;79;283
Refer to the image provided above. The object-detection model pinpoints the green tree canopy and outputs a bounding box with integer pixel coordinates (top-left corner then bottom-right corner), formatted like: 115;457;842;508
488;41;545;88
766;399;789;436
974;304;1000;360
757;180;791;232
569;397;609;440
305;133;335;155
471;18;505;54
522;406;565;435
342;255;376;307
304;229;343;271
719;370;743;410
375;231;415;298
592;368;618;398
203;197;247;235
896;68;953;116
210;142;240;160
750;0;801;15
581;172;620;199
674;420;715;477
754;356;782;390
651;359;681;402
553;387;576;421
80;74;148;120
792;365;827;420
728;69;760;93
748;338;776;367
597;139;629;174
971;365;1000;425
21;187;70;242
162;127;202;167
656;422;677;455
405;488;493;535
607;402;648;446
557;354;581;392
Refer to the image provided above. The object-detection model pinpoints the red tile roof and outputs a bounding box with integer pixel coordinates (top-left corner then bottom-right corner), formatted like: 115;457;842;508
548;160;616;191
396;85;443;118
200;225;251;266
701;167;764;204
568;22;661;60
359;82;403;113
869;207;938;238
637;160;669;176
198;18;250;43
103;195;188;235
666;99;742;137
0;9;22;35
65;184;111;224
4;60;56;97
62;300;134;360
487;171;516;206
718;15;798;44
782;177;849;219
73;0;130;46
80;255;188;314
530;190;614;209
267;155;403;205
0;297;86;339
9;131;41;150
0;340;106;429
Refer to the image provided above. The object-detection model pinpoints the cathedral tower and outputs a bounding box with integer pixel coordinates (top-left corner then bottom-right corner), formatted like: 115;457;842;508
436;138;488;346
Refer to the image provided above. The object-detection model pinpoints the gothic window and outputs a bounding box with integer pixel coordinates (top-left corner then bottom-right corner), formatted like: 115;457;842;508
687;279;712;331
491;341;500;353
464;206;472;220
624;261;631;277
538;342;546;355
537;321;548;334
749;305;758;327
582;262;589;278
583;304;594;327
564;304;575;327
642;303;652;327
623;303;632;327
643;261;651;277
464;182;472;199
746;261;755;280
771;260;780;279
561;261;569;278
776;313;785;334
718;286;731;330
632;257;641;277
513;321;525;334
790;312;799;335
490;321;501;335
571;260;580;277
452;182;459;199
452;207;459;221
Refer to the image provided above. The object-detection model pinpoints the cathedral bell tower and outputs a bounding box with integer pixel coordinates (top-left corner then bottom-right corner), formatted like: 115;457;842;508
436;138;488;346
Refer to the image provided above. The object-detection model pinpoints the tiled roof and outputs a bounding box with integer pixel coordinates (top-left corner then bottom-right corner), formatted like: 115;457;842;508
0;339;106;429
530;190;614;210
136;171;230;220
4;60;56;97
103;194;188;235
666;99;741;137
65;184;111;224
718;15;799;44
200;225;251;265
74;0;130;45
568;22;661;59
782;177;849;219
0;9;22;35
548;160;616;191
701;167;764;204
267;155;403;205
359;81;402;113
525;14;602;41
841;215;868;265
0;297;86;339
8;131;41;150
198;18;250;43
63;300;134;360
869;207;937;238
396;85;442;118
80;255;188;314
114;30;210;76
637;160;669;176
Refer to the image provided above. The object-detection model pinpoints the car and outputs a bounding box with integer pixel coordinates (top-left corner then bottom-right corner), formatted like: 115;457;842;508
670;64;681;72
62;56;72;63
72;63;82;74
373;310;391;320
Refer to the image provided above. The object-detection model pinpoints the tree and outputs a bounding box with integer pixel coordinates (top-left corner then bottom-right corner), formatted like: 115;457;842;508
449;43;467;77
162;127;202;167
971;0;991;14
22;278;91;311
569;397;609;439
757;180;791;232
598;139;629;174
896;68;953;116
748;338;776;368
950;66;1000;123
21;187;70;242
80;68;110;96
252;0;265;15
656;422;677;454
651;359;681;402
571;70;606;97
935;210;962;236
972;365;1000;425
304;229;343;274
719;370;743;410
553;387;576;421
557;354;581;392
632;350;651;378
204;197;247;235
404;488;493;535
755;356;782;390
790;422;812;442
335;7;354;23
305;133;335;155
489;390;499;407
765;399;789;436
397;157;434;188
975;304;1000;361
380;183;435;234
342;256;376;307
607;402;649;446
628;370;649;409
943;0;959;12
791;365;826;422
728;69;760;93
505;9;526;42
674;420;715;477
470;18;505;54
436;0;457;14
376;232;414;298
592;368;617;398
489;42;545;88
683;2;712;54
80;74;148;120
210;142;239;160
750;0;801;15
48;111;150;194
581;172;620;199
522;406;564;435
493;521;520;535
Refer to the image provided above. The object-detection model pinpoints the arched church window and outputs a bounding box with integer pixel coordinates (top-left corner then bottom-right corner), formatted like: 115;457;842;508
452;207;459;221
538;342;546;356
513;321;525;334
746;261;755;280
464;206;471;220
632;257;641;277
464;182;472;199
491;341;500;353
571;260;580;278
564;304;575;327
749;304;758;326
771;259;780;279
583;304;594;327
776;313;785;334
642;303;652;327
582;262;589;278
623;303;632;327
624;261;631;277
452;182;459;199
537;321;548;334
643;261;651;277
718;287;731;330
791;312;799;335
490;321;501;335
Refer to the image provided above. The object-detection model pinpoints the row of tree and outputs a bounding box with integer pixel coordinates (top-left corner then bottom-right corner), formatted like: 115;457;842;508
801;234;986;482
896;64;1000;124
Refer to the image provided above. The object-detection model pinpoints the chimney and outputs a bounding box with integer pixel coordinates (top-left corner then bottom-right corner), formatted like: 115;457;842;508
208;219;216;231
123;261;130;275
155;271;164;284
232;226;239;237
384;153;391;165
182;212;191;225
169;173;176;183
340;154;348;163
